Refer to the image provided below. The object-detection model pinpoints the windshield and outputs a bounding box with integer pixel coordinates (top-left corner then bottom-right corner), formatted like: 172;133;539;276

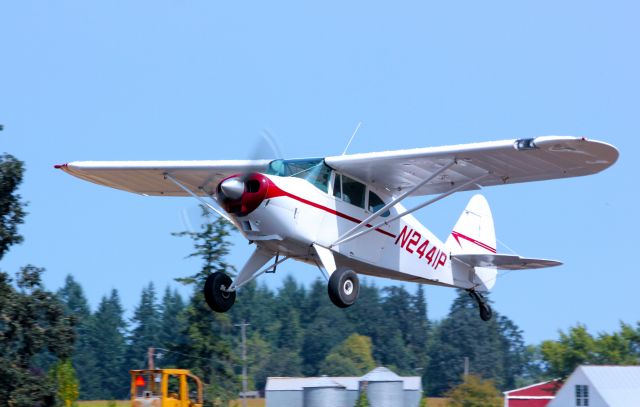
266;158;332;193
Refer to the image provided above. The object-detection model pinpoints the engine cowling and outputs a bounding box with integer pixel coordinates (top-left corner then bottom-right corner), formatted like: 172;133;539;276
216;173;269;217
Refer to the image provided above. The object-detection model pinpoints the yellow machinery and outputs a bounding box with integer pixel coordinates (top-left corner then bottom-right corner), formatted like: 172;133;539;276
130;369;203;407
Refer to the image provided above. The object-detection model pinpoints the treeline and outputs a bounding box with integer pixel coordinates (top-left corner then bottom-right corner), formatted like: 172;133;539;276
56;272;528;400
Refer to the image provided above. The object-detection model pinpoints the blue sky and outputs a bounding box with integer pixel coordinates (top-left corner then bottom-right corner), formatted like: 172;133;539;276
1;1;638;344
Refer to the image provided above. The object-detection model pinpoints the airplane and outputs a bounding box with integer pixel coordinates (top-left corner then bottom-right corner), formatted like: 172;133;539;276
56;136;618;320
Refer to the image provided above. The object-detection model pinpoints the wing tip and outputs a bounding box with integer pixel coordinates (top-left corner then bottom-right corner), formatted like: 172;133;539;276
54;163;68;170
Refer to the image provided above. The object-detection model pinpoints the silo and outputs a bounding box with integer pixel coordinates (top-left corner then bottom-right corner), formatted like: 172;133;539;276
302;377;347;407
360;367;404;407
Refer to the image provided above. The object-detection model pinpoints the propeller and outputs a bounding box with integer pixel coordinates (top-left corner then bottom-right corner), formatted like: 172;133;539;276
179;129;284;233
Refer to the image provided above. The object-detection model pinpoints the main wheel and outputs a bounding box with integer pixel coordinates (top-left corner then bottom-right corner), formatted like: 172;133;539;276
203;272;236;312
328;268;360;308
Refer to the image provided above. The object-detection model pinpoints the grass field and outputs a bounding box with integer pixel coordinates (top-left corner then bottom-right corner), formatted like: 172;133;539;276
78;397;448;406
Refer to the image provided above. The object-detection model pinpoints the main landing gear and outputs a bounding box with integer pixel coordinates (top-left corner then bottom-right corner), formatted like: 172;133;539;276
468;289;492;321
328;267;360;308
204;272;236;312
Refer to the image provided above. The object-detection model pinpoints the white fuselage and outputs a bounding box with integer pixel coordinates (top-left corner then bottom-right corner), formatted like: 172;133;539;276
231;173;475;290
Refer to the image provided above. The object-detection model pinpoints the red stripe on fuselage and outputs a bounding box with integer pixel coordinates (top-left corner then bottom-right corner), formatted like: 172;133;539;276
265;183;397;239
450;231;496;253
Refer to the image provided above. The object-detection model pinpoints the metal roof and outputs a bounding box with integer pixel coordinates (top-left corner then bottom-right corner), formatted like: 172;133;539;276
266;367;422;392
580;365;640;405
302;377;346;389
360;367;403;382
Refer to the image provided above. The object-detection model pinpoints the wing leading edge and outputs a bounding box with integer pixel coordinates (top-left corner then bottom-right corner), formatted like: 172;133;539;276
55;160;270;196
325;136;618;197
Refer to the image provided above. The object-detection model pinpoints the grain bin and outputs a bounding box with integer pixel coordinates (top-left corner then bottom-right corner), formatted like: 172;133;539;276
360;367;404;407
302;377;347;407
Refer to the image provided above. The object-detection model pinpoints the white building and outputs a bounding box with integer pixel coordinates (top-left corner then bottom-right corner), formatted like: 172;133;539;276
266;367;422;407
547;366;640;407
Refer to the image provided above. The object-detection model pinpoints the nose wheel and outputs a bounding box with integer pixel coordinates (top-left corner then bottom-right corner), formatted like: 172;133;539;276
328;268;360;308
204;272;236;313
468;289;492;321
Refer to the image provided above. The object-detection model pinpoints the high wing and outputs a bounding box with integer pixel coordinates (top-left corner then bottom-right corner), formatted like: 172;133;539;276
56;160;270;196
325;136;618;196
452;253;562;270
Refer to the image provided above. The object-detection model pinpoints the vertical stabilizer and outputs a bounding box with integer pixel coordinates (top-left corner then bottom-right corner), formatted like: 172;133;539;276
446;194;496;255
446;194;497;291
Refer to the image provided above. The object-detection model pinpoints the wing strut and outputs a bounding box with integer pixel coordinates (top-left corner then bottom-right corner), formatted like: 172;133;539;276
331;160;456;246
331;172;490;247
163;173;238;228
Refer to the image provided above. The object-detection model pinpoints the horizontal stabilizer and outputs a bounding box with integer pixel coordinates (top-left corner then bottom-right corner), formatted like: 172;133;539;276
452;253;562;270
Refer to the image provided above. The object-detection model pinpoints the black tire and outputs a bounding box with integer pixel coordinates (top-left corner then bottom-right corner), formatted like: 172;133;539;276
479;302;492;321
203;272;236;313
328;268;360;308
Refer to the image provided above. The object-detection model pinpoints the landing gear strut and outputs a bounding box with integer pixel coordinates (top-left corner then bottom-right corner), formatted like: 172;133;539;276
468;289;492;321
204;272;236;313
328;268;360;308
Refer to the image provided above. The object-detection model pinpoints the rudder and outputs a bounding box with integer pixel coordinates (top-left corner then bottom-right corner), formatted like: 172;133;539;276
446;194;497;291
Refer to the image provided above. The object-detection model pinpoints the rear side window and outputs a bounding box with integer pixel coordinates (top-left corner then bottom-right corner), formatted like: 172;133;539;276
368;191;390;217
341;175;365;208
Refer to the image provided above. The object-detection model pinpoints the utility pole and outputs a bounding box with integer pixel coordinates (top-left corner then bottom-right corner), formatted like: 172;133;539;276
463;356;469;381
234;321;250;407
148;347;155;370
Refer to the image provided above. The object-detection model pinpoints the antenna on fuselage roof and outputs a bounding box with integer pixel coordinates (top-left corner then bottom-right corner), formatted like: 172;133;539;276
341;121;362;156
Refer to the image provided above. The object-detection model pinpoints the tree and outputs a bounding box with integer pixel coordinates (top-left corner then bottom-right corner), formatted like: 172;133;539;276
58;275;99;399
174;212;239;405
127;283;162;369
320;334;376;376
158;287;186;367
409;285;430;369
0;153;27;260
354;388;371;407
540;324;595;380
0;266;75;406
540;323;640;380
90;289;128;399
50;359;80;407
172;207;236;285
446;375;502;407
301;279;351;375
426;290;524;395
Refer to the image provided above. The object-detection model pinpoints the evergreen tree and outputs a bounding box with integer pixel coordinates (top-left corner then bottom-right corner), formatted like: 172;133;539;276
127;283;162;369
300;279;351;375
497;315;526;389
174;213;239;405
267;307;304;377
375;286;419;373
158;287;186;367
90;289;128;399
229;280;277;336
0;153;27;260
320;334;376;376
409;285;430;369
58;275;100;399
426;290;513;396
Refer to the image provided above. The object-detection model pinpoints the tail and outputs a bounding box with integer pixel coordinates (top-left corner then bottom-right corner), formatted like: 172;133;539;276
445;194;498;291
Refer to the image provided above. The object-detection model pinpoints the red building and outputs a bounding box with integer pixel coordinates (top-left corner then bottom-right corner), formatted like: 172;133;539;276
503;380;560;407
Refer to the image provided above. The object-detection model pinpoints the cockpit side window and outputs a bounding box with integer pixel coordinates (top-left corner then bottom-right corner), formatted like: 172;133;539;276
368;191;390;217
341;175;365;209
333;173;342;199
